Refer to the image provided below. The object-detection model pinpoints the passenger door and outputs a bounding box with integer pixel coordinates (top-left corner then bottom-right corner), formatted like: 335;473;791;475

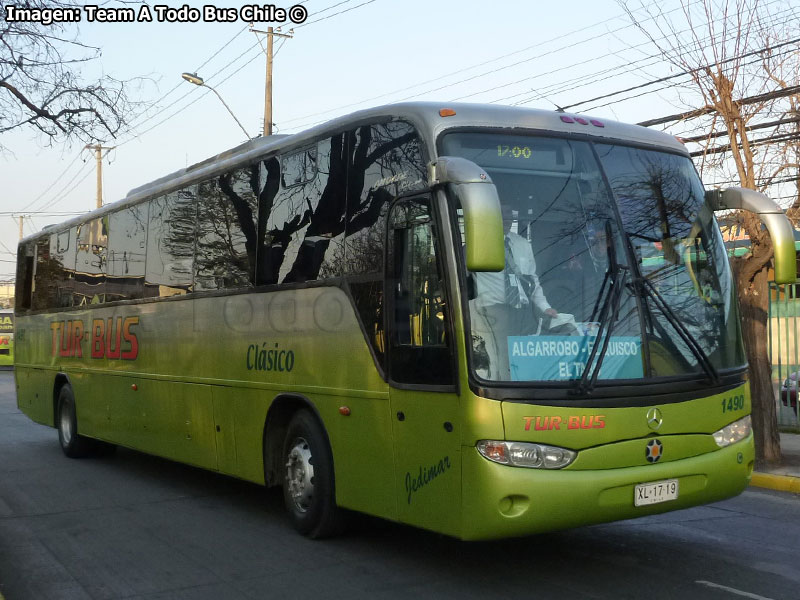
387;197;461;536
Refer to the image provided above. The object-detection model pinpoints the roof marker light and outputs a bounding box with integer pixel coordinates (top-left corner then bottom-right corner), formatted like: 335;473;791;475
575;117;589;125
560;116;575;123
590;119;605;128
439;108;457;117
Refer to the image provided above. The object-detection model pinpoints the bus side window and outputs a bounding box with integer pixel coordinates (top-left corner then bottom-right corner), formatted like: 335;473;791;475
15;242;34;312
344;121;427;369
195;166;258;291
74;218;108;306
145;190;197;298
108;205;148;301
48;227;78;308
388;198;454;386
274;135;346;284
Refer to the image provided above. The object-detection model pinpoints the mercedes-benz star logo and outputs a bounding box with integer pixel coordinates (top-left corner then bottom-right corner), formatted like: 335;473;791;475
646;407;663;431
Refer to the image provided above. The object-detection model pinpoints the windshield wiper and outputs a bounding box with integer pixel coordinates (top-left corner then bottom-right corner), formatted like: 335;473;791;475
574;221;629;395
634;275;720;384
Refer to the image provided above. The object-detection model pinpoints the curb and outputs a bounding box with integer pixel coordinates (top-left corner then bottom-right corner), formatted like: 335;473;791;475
750;472;800;493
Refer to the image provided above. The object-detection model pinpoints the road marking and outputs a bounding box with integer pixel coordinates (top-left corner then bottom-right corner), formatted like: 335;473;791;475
695;581;775;600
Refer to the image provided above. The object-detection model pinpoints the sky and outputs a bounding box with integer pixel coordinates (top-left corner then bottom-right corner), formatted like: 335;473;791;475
1;0;797;283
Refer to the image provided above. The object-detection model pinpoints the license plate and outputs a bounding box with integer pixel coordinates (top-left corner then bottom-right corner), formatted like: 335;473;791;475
634;479;679;507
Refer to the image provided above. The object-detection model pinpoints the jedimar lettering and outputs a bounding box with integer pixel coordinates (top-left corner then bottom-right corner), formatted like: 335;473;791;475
405;456;451;504
523;415;606;431
50;317;139;360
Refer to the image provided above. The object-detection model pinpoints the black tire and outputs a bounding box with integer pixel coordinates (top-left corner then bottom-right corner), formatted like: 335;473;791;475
282;409;343;538
56;384;93;458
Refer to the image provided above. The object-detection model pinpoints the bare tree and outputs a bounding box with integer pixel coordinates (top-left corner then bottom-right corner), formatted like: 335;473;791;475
0;1;145;150
620;0;800;464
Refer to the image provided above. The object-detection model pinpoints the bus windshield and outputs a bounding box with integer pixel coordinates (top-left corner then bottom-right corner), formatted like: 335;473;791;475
441;132;744;385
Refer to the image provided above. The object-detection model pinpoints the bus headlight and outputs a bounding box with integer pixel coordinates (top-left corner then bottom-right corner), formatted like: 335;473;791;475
476;440;576;469
712;415;752;448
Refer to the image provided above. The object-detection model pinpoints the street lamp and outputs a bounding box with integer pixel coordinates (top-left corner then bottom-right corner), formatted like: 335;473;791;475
181;72;252;139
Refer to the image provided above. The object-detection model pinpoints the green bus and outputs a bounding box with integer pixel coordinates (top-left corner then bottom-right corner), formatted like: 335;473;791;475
0;309;13;367
14;103;796;540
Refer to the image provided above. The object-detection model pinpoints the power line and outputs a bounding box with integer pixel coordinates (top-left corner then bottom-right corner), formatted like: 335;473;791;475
680;115;800;144
116;0;382;146
294;0;379;29
638;84;800;127
565;36;800;114
504;1;795;111
689;131;800;157
116;25;252;142
579;45;798;115
277;0;683;128
18;152;83;214
284;1;791;132
284;0;779;132
36;161;96;213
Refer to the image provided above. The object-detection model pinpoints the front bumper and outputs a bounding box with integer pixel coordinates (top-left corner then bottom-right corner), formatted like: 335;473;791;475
459;434;754;540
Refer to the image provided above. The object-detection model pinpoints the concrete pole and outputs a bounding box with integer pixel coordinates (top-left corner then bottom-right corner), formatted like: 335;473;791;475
251;26;292;136
95;145;103;209
265;26;273;136
84;144;115;209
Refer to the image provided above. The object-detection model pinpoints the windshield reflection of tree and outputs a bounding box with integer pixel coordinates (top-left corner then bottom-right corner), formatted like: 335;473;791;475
603;148;728;372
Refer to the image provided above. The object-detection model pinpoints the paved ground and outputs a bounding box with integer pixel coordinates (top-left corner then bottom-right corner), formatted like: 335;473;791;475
1;370;799;600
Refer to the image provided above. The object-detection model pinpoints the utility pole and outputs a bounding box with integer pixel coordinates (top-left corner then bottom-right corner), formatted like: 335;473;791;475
250;26;293;136
84;144;115;209
18;215;23;240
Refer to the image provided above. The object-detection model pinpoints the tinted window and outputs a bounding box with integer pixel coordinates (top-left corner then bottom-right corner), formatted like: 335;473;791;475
269;135;348;283
344;121;426;276
48;227;78;307
281;145;317;188
195;167;259;290
350;279;385;368
15;242;34;311
108;204;148;301
145;189;196;297
266;157;315;284
388;198;454;385
74;218;107;305
32;238;59;310
255;156;282;285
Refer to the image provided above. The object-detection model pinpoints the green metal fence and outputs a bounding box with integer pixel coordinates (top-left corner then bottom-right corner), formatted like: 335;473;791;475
768;282;800;429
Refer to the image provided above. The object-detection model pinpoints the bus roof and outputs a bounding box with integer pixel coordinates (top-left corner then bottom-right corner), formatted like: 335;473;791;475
20;102;686;244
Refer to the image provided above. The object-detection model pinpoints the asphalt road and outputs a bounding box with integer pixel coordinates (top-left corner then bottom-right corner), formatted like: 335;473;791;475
1;369;799;600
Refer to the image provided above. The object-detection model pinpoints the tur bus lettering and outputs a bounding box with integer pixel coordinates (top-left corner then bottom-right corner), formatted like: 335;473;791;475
50;320;84;358
523;415;605;431
91;317;139;360
50;317;138;360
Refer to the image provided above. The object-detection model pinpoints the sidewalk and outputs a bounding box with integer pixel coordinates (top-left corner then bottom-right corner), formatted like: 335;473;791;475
751;432;800;493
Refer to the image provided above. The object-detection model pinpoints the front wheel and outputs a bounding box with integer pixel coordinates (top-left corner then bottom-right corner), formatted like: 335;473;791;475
57;384;93;458
282;409;343;538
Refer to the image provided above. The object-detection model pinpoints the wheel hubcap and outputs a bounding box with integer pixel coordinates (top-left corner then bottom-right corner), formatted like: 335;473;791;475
60;403;73;446
285;437;314;512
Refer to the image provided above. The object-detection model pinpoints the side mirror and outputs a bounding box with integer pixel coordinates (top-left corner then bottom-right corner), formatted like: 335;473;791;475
428;157;504;272
706;187;797;284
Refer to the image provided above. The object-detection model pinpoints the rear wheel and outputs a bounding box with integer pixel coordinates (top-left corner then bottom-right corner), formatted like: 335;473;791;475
282;409;343;538
57;384;93;458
